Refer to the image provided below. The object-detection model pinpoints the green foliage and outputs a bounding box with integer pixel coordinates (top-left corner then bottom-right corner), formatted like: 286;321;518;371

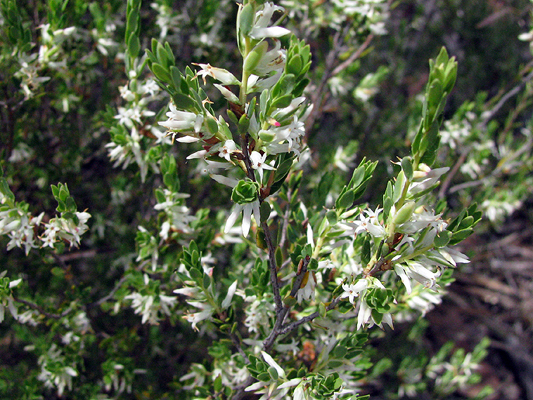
1;0;531;399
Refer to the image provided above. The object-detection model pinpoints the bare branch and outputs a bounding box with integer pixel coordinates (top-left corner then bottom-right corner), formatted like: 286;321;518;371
13;296;72;319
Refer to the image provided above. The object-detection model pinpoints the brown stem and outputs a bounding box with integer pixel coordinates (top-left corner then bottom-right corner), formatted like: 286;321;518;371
262;220;283;315
262;255;311;352
13;296;72;319
279;296;343;336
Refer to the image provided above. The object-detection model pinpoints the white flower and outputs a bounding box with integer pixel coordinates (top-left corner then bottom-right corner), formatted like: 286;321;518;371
350;278;393;330
125;293;156;324
222;280;238;308
153;189;195;238
343;207;386;238
119;84;135;101
245;297;274;333
214;83;241;103
125;292;176;324
194;63;240;85
248;70;284;92
0;296;18;323
252;39;286;76
398;207;446;234
40;211;91;249
405;289;443;317
114;105;154;128
226;201;261;237
183;301;215;331
211;175;261;237
150;126;172;145
37;344;78;396
340;279;368;304
394;261;440;294
271;97;306;121
1;209;43;255
217;140;238;161
440;247;469;266
409;165;449;194
260;116;306;155
357;300;372;330
158;103;202;132
261;351;285;379
296;271;316;304
141;79;160;97
332;145;357;172
250;151;276;181
249;3;291;39
174;286;201;297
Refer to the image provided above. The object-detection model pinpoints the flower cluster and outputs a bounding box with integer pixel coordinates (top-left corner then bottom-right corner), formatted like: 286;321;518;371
0;204;44;255
1;179;91;254
36;344;78;397
0;0;505;399
106;68;164;182
153;189;196;240
154;1;311;238
41;212;91;248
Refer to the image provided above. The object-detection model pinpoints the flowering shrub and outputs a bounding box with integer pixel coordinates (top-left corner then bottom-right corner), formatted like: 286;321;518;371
1;0;532;399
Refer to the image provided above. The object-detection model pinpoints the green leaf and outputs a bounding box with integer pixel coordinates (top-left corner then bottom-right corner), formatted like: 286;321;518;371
327;360;343;369
292;78;310;97
434;230;452;248
450;228;474;245
171;93;197;111
275;247;283;269
361;236;371;268
326;210;337;225
287;54;303;75
214;374;222;392
457;215;474;231
382;181;394;221
231;180;259;204
260;201;271;223
169;66;183;92
226;109;239;125
51;267;64;277
333;345;347;359
393;201;415;225
336;189;354;211
238;3;254;37
154;188;166;204
271;94;293;109
319;302;327;318
244;41;268;73
127;33;140;59
238;114;250;134
393;171;406;204
273;154;295;183
206;117;218;135
203;273;211;289
271;73;295;99
151;63;171;83
401;157;414;180
0;179;15;203
257;372;271;382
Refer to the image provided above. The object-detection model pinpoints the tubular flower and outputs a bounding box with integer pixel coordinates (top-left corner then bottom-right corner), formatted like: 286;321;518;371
249;2;291;39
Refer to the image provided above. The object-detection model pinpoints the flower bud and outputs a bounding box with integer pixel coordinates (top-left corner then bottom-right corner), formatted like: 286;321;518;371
393;201;416;225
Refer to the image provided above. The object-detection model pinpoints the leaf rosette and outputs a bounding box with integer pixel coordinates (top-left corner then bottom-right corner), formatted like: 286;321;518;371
231;180;260;204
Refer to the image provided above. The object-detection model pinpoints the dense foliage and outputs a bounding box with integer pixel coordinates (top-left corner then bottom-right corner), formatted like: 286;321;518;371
1;0;532;399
